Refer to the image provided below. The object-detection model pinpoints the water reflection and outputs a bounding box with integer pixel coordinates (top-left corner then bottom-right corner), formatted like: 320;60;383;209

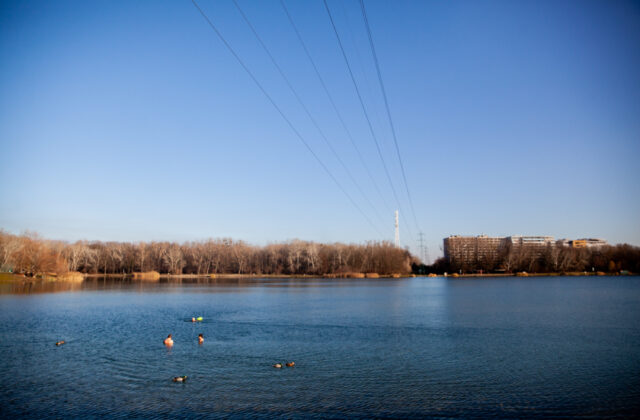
0;279;86;294
0;276;415;295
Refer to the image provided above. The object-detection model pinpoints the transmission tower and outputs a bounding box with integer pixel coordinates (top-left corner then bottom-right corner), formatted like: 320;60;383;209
394;210;400;248
418;232;429;264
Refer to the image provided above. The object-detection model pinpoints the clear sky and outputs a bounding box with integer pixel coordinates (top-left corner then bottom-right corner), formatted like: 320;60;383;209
1;0;639;260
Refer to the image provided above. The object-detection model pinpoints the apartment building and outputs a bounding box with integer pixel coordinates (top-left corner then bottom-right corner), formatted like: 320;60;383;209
569;238;608;248
443;235;507;265
444;235;556;265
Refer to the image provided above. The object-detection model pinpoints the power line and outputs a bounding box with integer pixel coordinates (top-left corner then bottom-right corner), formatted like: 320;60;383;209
323;0;400;211
359;0;422;236
279;0;392;217
337;0;385;131
190;0;383;238
232;0;386;229
323;0;415;245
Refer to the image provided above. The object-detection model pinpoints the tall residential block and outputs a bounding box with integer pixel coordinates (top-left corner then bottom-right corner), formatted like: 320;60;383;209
444;235;557;266
443;235;507;266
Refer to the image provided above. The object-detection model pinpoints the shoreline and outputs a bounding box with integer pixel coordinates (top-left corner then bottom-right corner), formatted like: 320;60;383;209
2;271;636;285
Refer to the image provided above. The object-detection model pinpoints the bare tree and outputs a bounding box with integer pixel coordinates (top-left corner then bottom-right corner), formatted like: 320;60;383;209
163;243;184;275
0;231;22;271
63;242;86;272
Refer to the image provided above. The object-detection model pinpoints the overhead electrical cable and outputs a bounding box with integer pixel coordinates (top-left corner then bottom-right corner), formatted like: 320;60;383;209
279;0;392;217
359;0;422;235
191;0;383;237
334;0;414;244
323;0;415;245
231;0;387;229
337;0;385;129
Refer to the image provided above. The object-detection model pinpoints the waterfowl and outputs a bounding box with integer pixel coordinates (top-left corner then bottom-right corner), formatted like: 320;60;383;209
55;341;65;346
273;363;282;369
173;376;187;382
285;362;295;367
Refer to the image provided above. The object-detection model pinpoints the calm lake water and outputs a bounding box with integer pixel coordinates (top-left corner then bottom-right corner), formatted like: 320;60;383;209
1;276;639;418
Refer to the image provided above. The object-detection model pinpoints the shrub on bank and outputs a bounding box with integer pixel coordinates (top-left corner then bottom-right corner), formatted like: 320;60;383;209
57;271;85;282
132;271;160;281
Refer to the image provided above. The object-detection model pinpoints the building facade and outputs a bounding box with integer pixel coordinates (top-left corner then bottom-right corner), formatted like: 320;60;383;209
443;234;610;271
506;236;555;257
443;235;507;267
444;235;558;267
569;238;608;248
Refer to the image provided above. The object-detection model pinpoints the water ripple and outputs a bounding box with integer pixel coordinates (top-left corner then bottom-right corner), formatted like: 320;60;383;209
1;276;639;418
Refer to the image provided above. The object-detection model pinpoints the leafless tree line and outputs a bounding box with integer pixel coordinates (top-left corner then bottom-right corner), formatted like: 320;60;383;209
0;231;413;276
430;242;640;274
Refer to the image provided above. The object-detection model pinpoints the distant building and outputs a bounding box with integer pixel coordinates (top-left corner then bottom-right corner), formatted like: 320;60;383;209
443;235;507;266
444;235;556;266
444;234;609;267
443;233;611;270
507;236;555;248
557;238;609;248
507;236;555;257
570;238;608;249
558;239;572;247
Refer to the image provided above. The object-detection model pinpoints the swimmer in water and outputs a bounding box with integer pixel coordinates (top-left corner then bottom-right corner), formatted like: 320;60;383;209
198;333;204;344
191;317;196;322
163;334;174;346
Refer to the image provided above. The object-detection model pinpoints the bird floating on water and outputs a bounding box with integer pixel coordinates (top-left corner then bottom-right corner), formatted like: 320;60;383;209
273;363;282;368
286;362;295;367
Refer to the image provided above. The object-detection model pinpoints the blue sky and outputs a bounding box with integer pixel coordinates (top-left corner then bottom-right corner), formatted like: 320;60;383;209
1;0;639;260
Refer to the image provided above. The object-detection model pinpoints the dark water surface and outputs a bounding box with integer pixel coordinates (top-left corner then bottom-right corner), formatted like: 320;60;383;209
1;276;639;418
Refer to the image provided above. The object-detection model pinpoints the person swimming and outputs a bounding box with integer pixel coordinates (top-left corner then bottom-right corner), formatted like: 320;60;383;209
55;340;65;346
163;334;174;346
191;317;196;322
198;333;204;344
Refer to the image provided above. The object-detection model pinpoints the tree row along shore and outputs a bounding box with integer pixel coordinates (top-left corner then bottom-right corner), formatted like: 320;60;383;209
0;231;414;279
2;231;638;282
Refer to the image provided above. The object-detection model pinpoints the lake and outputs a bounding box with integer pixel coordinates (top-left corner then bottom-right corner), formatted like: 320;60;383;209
1;276;639;418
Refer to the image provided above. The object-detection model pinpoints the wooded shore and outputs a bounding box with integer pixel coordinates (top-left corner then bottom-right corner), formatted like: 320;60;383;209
0;231;414;278
2;230;638;282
